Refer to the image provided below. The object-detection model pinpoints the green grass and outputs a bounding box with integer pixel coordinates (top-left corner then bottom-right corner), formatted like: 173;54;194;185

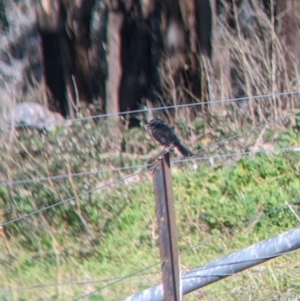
1;119;300;300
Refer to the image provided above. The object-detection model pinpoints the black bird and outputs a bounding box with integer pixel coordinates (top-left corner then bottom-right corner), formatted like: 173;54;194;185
146;118;193;157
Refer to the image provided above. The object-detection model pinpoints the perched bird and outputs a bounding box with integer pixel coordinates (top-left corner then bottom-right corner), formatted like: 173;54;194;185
146;118;193;157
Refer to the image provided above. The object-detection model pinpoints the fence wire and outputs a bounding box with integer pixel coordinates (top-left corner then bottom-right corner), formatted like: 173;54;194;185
1;89;299;130
1;144;299;228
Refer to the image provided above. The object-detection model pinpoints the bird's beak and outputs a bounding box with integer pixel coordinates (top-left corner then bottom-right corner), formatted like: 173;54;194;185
145;123;149;128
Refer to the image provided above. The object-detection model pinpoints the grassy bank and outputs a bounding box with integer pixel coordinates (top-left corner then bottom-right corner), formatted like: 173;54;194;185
1;117;300;300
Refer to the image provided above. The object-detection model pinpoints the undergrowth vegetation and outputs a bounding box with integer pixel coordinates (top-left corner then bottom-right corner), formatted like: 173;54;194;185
1;112;300;300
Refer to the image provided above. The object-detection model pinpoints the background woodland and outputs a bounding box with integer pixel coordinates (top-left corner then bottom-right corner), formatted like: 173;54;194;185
1;0;300;125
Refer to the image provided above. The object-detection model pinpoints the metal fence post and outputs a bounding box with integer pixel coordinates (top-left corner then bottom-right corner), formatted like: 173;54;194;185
151;153;181;301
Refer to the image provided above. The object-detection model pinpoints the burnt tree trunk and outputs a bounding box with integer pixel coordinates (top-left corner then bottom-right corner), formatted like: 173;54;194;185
105;3;123;117
64;0;95;109
119;2;151;114
37;0;70;117
37;0;95;117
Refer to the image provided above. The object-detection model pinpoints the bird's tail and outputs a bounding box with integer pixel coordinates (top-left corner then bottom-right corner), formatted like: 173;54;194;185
174;141;193;157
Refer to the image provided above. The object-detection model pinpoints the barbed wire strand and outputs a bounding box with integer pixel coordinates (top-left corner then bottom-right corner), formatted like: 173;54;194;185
1;110;298;187
0;168;152;227
3;90;299;130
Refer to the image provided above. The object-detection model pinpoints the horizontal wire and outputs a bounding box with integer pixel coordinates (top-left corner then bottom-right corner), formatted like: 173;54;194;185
0;270;161;293
0;270;165;293
173;145;300;166
2;89;299;130
73;263;159;301
0;280;118;294
0;164;148;187
0;168;151;227
1;145;298;227
1;110;297;187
